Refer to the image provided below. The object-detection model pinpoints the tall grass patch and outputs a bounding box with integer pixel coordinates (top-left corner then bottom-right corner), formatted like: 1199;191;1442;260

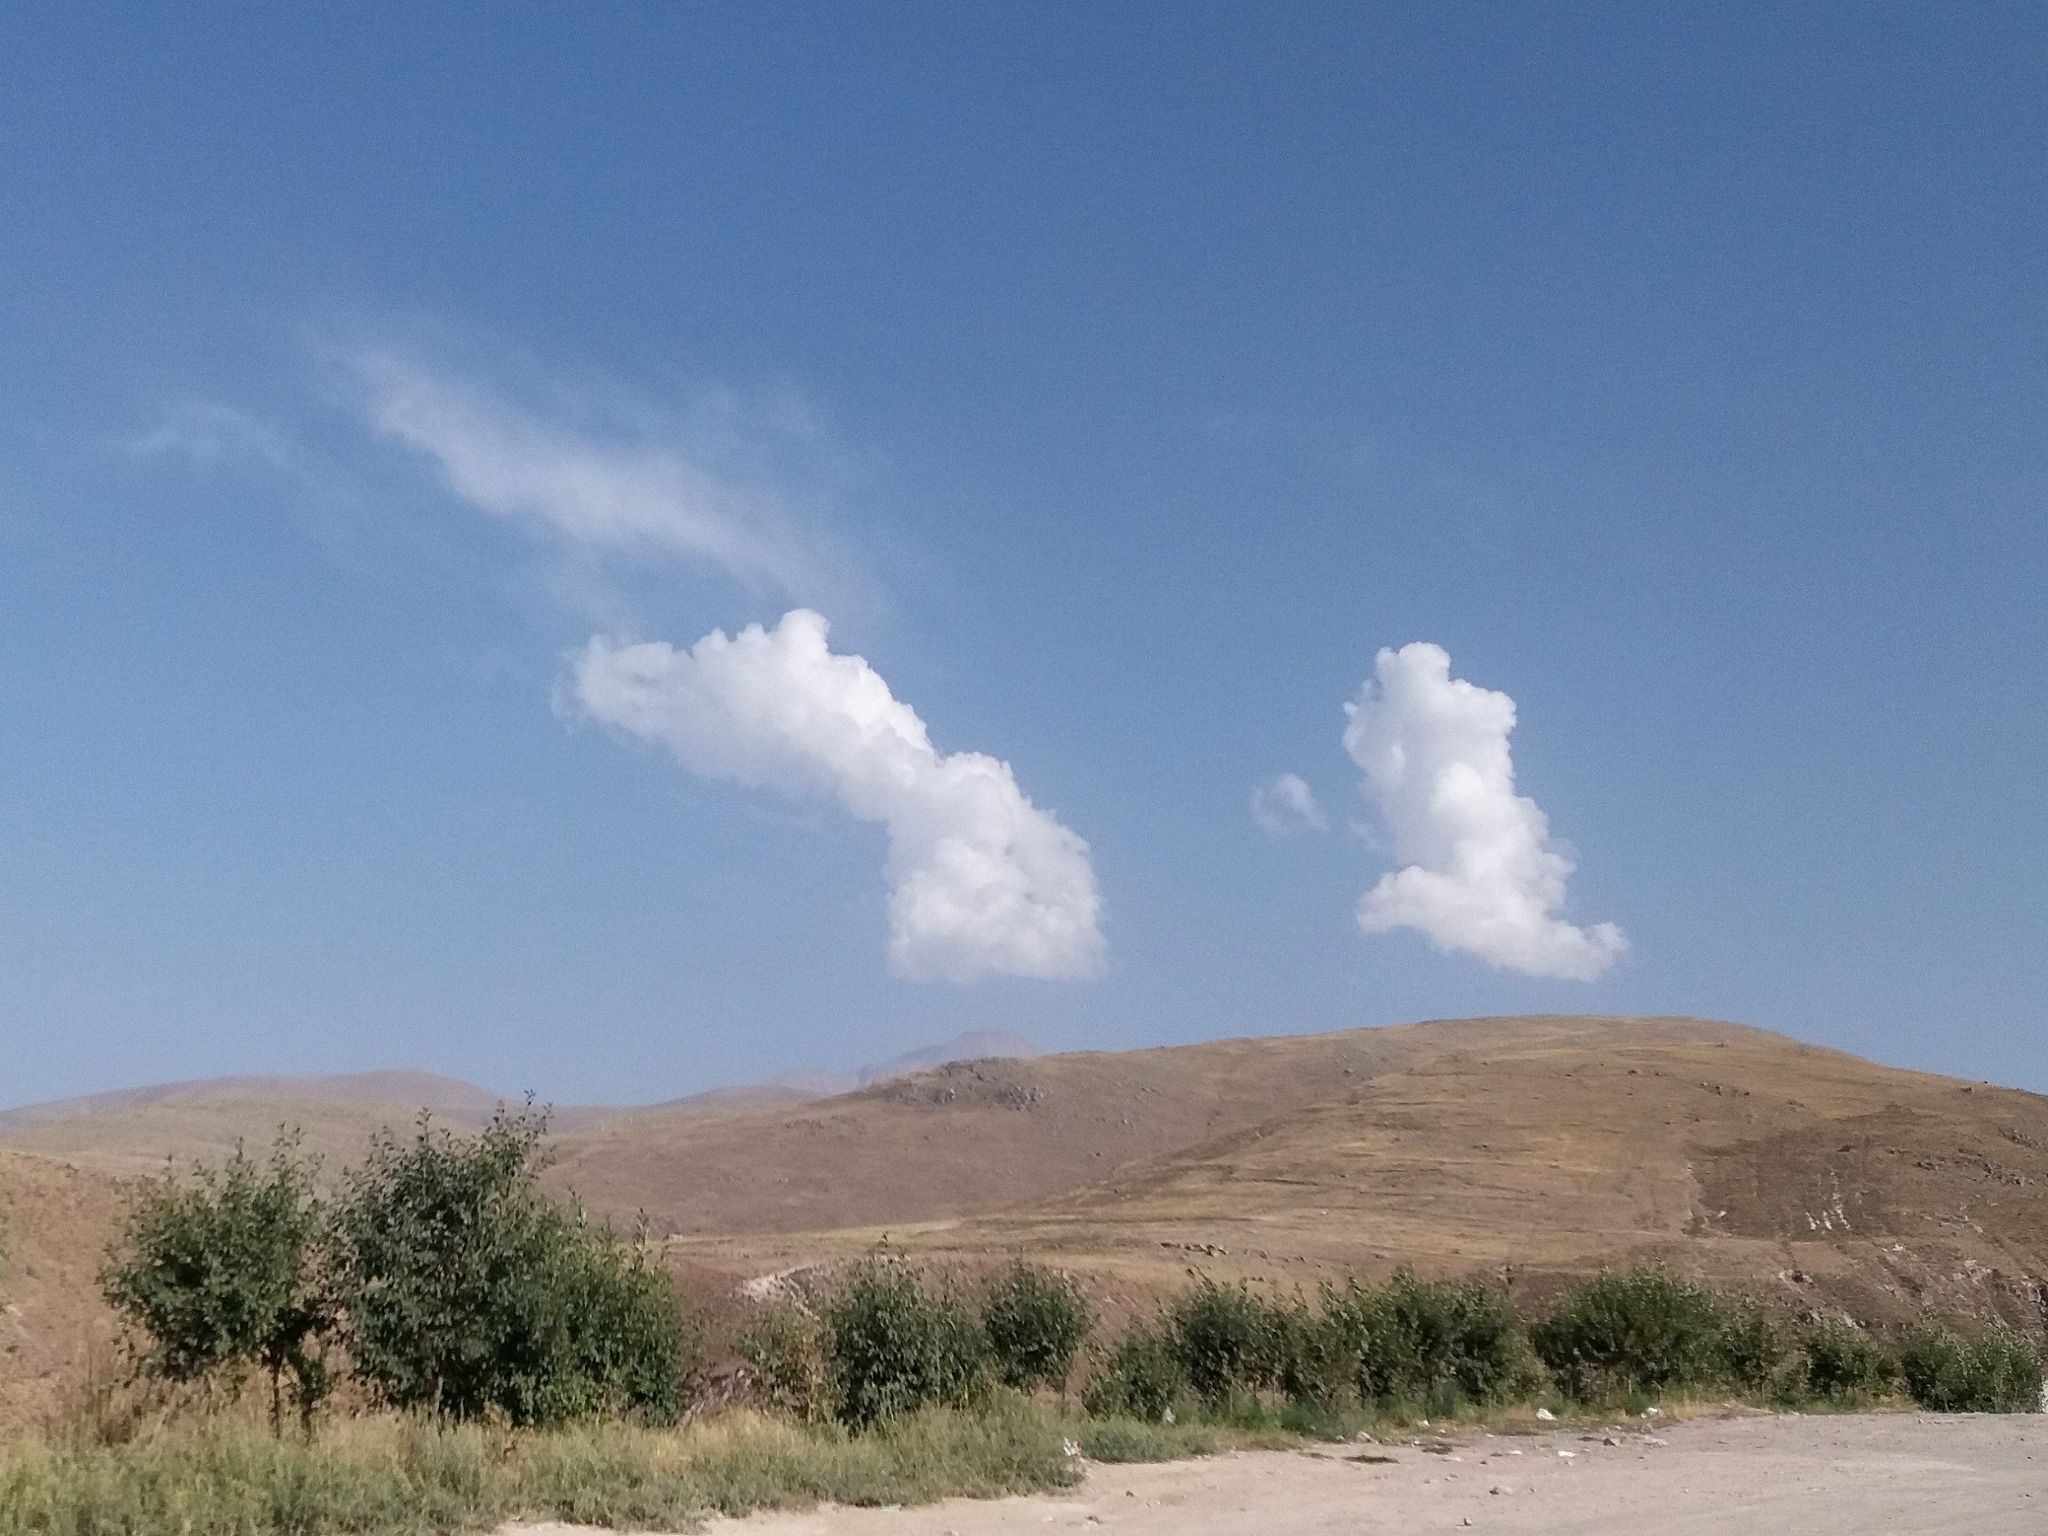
0;1404;1076;1536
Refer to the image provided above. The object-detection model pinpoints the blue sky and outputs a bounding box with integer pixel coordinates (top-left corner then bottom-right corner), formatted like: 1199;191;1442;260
3;4;2044;1106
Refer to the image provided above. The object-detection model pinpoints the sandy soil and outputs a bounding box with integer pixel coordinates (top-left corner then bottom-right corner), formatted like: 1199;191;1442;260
508;1414;2047;1536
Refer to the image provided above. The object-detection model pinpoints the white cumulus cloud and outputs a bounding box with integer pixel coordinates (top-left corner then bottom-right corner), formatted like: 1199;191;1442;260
570;609;1105;982
1342;642;1626;980
1251;773;1327;836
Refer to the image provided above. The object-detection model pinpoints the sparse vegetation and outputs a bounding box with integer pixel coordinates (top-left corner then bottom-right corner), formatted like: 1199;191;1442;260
0;1402;1078;1536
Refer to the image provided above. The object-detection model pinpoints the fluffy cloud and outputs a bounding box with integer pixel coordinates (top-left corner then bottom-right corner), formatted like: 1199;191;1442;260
345;349;834;597
1343;642;1626;980
1251;773;1327;836
570;609;1105;982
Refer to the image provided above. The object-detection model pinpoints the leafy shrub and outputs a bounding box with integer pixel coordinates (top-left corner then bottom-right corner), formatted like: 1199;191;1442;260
1531;1265;1730;1400
328;1107;692;1426
1715;1302;1789;1397
1797;1320;1897;1404
100;1135;333;1432
1080;1322;1184;1421
739;1304;834;1424
1900;1324;2043;1413
552;1225;697;1425
1163;1279;1290;1403
824;1260;992;1430
1272;1296;1358;1409
1327;1271;1531;1408
980;1263;1094;1393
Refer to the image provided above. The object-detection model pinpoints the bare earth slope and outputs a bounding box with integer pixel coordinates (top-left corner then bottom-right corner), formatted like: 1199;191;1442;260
547;1016;1736;1236
0;1093;509;1180
0;1031;1047;1170
0;1151;128;1432
0;1069;525;1180
564;1017;2048;1332
0;1069;505;1133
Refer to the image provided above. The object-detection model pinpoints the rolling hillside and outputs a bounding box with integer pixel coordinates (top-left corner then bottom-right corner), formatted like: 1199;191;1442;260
0;1031;1043;1178
538;1016;2048;1334
0;1069;505;1135
5;1015;2046;1429
0;1076;512;1180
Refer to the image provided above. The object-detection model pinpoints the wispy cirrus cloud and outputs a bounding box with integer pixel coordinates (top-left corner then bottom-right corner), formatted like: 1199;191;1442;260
130;397;301;472
1344;642;1626;980
338;347;847;602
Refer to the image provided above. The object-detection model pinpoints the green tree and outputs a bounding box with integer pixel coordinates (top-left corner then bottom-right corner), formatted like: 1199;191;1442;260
1163;1278;1290;1403
823;1259;991;1430
327;1105;692;1425
1081;1321;1184;1420
100;1134;332;1433
980;1262;1093;1394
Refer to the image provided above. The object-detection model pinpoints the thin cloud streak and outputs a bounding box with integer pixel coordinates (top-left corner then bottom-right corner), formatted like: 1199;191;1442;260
342;347;842;600
130;398;301;472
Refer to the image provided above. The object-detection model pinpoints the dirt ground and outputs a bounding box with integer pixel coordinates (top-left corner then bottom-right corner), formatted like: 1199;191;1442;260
509;1414;2047;1536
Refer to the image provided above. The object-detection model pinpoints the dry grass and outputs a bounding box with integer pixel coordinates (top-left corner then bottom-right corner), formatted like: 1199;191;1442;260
0;1400;1091;1536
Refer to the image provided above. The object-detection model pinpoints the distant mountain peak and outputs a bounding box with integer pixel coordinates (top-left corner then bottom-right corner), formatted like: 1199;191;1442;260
856;1030;1040;1087
0;1069;504;1133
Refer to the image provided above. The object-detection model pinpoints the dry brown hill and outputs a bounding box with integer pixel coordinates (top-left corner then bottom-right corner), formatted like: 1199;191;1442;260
0;1032;1046;1175
0;1096;483;1182
5;1014;2045;1430
0;1152;129;1432
541;1016;2048;1335
0;1069;522;1181
0;1069;505;1133
544;1015;1762;1235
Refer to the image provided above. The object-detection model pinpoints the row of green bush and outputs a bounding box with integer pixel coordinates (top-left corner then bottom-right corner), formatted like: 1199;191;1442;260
745;1260;2044;1431
96;1122;2044;1442
741;1260;1093;1430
